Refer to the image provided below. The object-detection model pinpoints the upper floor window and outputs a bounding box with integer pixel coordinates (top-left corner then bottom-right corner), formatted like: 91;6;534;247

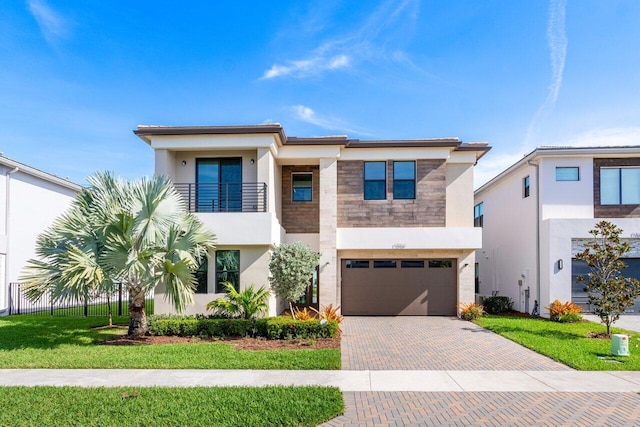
601;167;640;205
556;167;579;181
474;202;483;227
292;173;312;202
393;161;416;199
364;161;386;200
215;250;240;293
523;175;530;198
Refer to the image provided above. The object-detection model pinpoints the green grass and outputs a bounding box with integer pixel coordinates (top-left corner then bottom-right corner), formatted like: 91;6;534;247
475;315;640;370
0;386;344;427
0;316;340;369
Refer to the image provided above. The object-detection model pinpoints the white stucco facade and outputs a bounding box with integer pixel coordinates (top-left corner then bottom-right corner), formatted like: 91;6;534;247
0;157;81;314
475;146;640;317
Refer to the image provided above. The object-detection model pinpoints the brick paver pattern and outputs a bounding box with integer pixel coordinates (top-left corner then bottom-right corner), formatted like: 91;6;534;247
321;391;640;427
341;316;571;371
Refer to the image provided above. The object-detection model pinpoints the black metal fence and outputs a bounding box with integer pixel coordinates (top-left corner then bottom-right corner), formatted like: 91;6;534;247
173;182;268;213
8;283;154;317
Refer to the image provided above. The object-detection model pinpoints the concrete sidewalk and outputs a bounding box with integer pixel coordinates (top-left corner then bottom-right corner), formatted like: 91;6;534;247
1;369;640;392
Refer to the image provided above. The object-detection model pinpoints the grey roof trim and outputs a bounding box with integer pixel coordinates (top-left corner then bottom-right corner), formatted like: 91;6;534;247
134;124;287;145
0;156;83;192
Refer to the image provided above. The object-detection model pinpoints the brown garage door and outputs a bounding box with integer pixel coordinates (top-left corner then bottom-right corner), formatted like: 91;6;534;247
341;259;457;315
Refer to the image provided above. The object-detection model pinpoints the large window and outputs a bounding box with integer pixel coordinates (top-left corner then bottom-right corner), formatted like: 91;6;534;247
556;167;579;181
474;202;484;227
196;158;242;212
364;161;386;200
292;173;312;201
523;175;530;198
215;250;240;293
393;161;416;199
600;167;640;205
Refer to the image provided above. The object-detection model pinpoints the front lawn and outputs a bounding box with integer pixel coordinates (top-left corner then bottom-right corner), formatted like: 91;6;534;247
475;315;640;370
0;386;344;427
0;316;340;369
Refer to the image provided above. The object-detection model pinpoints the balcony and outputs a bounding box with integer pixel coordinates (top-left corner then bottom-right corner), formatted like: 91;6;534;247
174;182;267;213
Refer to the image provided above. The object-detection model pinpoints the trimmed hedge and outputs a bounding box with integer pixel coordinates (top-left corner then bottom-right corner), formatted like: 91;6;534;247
147;315;338;340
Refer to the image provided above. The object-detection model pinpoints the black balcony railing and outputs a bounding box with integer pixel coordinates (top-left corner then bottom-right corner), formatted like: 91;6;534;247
174;182;267;213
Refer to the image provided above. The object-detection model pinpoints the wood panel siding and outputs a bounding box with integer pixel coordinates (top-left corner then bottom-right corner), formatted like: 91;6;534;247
594;158;640;218
337;160;446;227
281;166;320;233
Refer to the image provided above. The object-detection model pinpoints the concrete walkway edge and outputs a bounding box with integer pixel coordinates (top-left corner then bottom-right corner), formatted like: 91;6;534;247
1;369;639;392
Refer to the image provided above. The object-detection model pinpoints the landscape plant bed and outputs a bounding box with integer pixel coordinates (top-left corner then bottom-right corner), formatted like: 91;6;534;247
0;315;341;369
102;334;341;350
475;315;640;370
0;386;345;427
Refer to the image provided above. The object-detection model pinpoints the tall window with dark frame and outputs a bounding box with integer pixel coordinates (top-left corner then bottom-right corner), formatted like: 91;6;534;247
215;250;240;293
364;161;386;200
393;161;416;199
196;158;242;212
474;202;484;227
292;173;312;202
600;167;640;205
195;256;209;294
523;175;530;198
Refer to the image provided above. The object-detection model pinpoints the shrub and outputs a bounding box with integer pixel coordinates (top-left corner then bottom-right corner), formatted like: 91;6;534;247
482;296;513;314
458;302;484;321
292;307;317;320
146;315;337;339
269;242;320;317
264;317;339;340
206;282;270;319
546;300;582;323
310;304;344;332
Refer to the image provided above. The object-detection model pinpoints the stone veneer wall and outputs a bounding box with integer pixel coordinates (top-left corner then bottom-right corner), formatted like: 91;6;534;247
594;158;640;218
281;166;320;233
337;159;446;227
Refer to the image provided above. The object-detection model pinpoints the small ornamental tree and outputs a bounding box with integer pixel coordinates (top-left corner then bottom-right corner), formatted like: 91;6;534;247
576;221;640;335
269;242;320;318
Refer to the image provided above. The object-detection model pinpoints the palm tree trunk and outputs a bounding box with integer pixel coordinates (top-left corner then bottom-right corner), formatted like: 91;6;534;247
128;286;147;337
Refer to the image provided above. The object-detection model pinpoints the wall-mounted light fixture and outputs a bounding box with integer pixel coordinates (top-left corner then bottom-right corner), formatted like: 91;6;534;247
250;159;255;164
181;160;187;166
557;259;563;270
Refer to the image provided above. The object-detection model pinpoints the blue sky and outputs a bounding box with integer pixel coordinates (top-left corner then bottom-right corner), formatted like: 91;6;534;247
1;0;639;186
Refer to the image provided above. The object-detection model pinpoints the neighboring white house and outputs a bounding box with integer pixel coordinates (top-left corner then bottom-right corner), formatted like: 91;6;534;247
0;155;82;315
474;146;640;317
135;124;490;316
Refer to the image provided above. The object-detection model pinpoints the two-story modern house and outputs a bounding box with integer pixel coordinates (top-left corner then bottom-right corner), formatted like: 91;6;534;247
474;146;640;317
135;124;490;316
0;155;82;315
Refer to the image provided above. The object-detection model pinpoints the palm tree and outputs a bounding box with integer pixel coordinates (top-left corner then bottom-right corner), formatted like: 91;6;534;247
206;282;270;319
20;172;216;337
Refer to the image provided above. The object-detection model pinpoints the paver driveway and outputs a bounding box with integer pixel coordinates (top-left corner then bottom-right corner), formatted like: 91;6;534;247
341;316;570;371
322;317;640;426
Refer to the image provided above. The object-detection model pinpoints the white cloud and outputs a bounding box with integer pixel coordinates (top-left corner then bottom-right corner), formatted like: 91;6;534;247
27;0;69;44
261;55;350;80
524;0;567;148
290;105;373;137
261;0;419;80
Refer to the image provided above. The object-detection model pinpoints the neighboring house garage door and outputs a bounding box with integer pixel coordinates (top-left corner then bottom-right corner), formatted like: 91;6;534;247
341;259;457;316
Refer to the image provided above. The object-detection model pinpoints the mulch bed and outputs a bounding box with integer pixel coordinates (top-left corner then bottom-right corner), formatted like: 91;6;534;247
587;332;611;339
100;334;341;350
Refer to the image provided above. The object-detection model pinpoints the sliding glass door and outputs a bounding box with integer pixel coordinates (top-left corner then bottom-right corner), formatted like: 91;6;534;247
196;158;242;212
